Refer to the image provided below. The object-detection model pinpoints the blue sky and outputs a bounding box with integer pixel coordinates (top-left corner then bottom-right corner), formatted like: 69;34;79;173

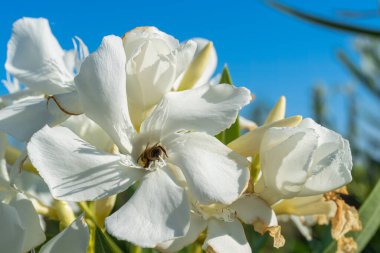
1;0;378;133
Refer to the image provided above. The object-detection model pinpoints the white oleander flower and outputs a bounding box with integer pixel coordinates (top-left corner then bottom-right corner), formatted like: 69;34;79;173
0;23;216;144
122;27;216;129
254;118;353;205
0;17;88;142
158;194;284;253
226;96;353;250
229;96;352;205
27;35;251;247
5;17;87;94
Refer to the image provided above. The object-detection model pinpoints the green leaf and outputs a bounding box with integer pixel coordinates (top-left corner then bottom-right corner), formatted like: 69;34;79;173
215;65;241;144
323;179;380;253
267;0;380;37
95;227;124;253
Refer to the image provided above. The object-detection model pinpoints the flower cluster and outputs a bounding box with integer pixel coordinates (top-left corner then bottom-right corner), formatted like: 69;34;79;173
0;17;360;253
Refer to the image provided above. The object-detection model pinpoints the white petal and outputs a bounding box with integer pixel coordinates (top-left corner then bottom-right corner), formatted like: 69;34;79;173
75;35;134;153
192;39;217;87
157;213;207;252
2;72;21;93
125;41;176;129
46;91;83;126
298;118;353;195
0;97;51;141
64;36;89;74
0;201;25;253
63;49;77;75
273;195;337;217
165;132;249;205
203;219;251;253
0;88;40;107
14;171;53;206
257;119;353;204
39;215;89;253
239;116;257;131
27;126;144;201
61;115;113;151
73;36;89;63
123;27;181;129
0;93;80;142
105;167;190;247
123;26;179;60
0;166;17;202
172;40;198;81
141;84;251;137
256;126;319;204
180;38;217;89
290;215;313;241
10;195;46;252
123;30;196;129
5;17;73;94
228;116;302;157
231;195;278;227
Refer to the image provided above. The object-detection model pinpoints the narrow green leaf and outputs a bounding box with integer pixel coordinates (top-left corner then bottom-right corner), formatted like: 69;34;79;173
267;0;380;37
323;179;380;253
94;227;124;253
215;65;241;144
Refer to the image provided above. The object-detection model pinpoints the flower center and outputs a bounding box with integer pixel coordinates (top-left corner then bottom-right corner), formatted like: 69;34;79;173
137;143;168;169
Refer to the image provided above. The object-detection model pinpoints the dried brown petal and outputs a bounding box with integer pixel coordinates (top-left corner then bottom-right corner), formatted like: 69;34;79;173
253;220;285;248
331;199;362;240
267;226;286;249
335;186;349;196
337;236;357;253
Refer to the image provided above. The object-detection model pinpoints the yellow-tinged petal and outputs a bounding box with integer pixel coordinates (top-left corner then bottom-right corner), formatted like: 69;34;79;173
273;195;337;217
228;115;302;157
239;116;257;131
264;96;286;125
177;42;214;91
53;200;76;230
94;195;116;228
5;146;38;174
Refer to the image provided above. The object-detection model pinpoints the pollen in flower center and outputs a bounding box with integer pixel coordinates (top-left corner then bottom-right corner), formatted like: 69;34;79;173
137;143;168;169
